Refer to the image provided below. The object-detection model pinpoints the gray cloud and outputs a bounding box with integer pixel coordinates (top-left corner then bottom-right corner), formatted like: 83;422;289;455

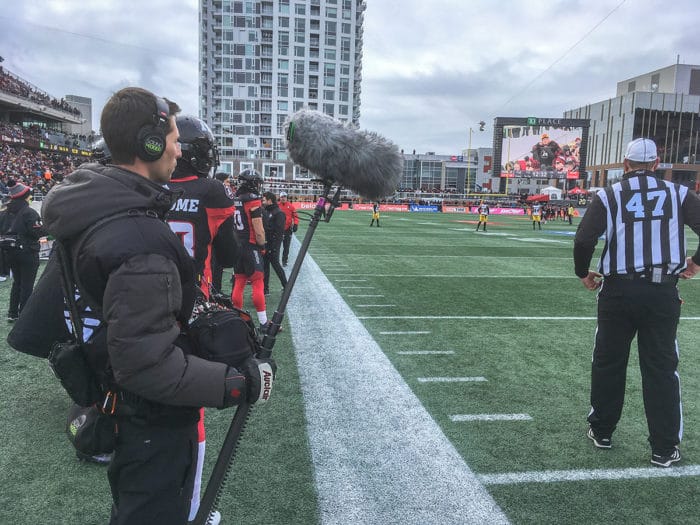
0;0;698;155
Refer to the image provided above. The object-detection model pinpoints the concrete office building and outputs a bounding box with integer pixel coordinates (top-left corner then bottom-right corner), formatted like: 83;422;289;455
397;148;493;195
199;0;366;180
65;95;92;136
564;63;700;189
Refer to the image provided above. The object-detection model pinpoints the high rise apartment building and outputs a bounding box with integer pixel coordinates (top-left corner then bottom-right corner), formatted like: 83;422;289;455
199;0;366;178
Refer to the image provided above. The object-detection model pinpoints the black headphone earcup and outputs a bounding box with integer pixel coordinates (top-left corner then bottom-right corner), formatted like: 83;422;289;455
136;125;166;161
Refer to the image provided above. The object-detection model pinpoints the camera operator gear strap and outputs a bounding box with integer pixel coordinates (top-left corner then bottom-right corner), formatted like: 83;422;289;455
54;240;85;345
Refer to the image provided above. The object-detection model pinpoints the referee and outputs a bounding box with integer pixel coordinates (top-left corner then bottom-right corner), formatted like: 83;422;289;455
574;137;700;468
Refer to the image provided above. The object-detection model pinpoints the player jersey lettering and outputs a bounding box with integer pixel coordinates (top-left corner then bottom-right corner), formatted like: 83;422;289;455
171;198;200;213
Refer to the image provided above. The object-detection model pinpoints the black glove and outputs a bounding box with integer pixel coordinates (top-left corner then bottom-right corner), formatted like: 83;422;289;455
292;224;298;232
222;357;276;407
222;368;247;407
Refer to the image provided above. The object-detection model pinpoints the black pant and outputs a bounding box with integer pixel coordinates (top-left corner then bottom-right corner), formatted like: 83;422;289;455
211;252;224;293
282;228;292;264
588;277;682;455
6;249;39;317
108;417;197;525
0;248;8;276
264;242;287;292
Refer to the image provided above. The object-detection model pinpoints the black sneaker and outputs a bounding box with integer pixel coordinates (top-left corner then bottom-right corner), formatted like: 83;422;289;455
587;427;611;449
651;447;681;467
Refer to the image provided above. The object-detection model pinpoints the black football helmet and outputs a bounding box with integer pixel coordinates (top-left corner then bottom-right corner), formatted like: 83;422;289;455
91;138;112;164
238;168;263;193
176;115;219;176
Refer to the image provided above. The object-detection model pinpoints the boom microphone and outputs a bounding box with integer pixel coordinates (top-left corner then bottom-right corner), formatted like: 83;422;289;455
284;110;403;200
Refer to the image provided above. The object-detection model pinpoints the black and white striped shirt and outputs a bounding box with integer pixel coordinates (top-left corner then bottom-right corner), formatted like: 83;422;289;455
574;170;700;278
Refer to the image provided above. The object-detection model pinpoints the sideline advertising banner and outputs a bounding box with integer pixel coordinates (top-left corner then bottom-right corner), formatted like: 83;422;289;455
409;204;439;213
442;206;525;215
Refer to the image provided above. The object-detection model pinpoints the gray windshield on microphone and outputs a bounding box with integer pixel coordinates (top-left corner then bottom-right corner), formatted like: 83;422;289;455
284;110;403;200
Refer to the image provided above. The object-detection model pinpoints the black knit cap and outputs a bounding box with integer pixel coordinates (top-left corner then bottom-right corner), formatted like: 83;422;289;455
7;179;31;200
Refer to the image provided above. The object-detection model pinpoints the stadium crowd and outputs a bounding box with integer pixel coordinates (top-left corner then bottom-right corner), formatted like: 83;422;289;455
1;66;81;116
0;143;85;197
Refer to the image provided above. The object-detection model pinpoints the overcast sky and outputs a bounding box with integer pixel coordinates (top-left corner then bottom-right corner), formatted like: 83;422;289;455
1;0;698;155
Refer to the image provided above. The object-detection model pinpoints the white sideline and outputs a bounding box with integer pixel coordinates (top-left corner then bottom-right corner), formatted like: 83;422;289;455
286;238;510;525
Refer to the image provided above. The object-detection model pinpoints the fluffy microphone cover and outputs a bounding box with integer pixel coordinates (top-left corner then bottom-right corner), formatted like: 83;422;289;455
284;110;403;200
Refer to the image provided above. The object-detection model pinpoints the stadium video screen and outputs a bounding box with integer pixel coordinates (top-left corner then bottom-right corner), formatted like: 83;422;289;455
491;117;590;181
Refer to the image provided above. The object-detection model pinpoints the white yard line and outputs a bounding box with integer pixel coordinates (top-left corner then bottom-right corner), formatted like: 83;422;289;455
286;238;509;525
360;315;700;321
451;414;532;422
397;351;455;355
327;274;578;279
418;377;487;383
317;254;573;259
355;304;396;308
479;465;700;485
363;315;597;320
379;331;432;335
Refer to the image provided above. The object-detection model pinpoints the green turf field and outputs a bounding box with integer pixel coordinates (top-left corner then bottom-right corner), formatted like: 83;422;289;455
1;209;700;524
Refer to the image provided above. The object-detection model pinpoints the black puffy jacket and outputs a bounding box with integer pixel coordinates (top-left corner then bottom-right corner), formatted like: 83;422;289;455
15;163;231;409
0;198;46;252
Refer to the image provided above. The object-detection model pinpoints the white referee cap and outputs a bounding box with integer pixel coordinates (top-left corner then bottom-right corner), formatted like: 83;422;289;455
624;138;657;162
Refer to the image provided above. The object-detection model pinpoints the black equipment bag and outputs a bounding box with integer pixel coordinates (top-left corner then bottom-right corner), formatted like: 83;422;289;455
188;307;258;369
0;210;22;250
44;240;105;407
49;341;103;407
66;403;116;456
0;234;21;250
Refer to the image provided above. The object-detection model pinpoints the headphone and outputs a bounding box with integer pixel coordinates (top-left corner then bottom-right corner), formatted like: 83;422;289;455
136;96;170;161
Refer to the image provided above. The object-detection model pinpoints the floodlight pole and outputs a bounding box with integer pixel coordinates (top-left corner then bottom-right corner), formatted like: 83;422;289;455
648;83;658;140
505;134;511;195
466;127;473;197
